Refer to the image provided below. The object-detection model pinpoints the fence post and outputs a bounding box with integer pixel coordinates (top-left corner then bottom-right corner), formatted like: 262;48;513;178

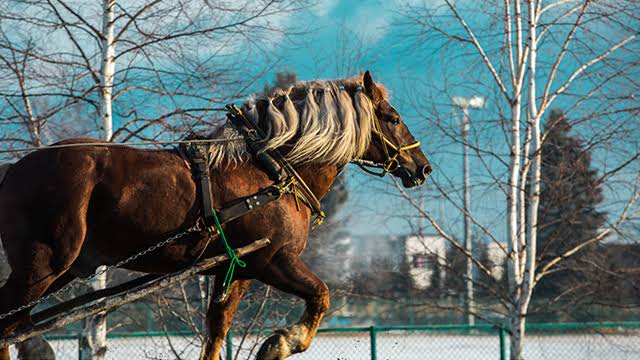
370;326;377;360
499;326;507;360
226;329;233;360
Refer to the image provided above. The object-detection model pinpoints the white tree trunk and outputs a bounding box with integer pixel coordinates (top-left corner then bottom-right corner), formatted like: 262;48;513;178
81;1;116;359
510;2;539;359
100;0;116;141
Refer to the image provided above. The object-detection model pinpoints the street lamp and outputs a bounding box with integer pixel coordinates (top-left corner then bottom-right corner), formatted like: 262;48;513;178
452;95;485;326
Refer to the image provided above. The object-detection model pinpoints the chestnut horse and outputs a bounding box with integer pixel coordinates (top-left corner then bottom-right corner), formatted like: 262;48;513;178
0;71;430;360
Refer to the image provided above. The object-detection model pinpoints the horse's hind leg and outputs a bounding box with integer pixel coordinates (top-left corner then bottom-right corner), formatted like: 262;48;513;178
199;278;250;360
0;215;88;359
255;252;330;360
0;241;76;360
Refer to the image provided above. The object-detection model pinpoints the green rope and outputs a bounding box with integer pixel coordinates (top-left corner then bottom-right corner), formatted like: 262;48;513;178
211;209;246;296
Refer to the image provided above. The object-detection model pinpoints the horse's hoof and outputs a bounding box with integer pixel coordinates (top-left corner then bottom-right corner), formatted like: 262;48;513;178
255;333;291;360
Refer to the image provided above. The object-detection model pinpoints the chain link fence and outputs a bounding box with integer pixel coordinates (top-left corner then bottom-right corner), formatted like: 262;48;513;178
9;322;640;359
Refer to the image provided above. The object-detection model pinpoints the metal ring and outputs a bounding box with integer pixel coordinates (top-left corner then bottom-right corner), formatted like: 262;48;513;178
385;158;400;172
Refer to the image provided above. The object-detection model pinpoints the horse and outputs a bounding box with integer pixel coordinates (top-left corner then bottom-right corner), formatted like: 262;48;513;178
0;71;431;360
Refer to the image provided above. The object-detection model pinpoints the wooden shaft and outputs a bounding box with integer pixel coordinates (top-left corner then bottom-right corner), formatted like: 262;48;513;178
0;239;270;348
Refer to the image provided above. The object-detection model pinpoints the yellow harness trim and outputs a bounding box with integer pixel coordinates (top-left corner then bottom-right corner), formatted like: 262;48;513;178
367;111;421;176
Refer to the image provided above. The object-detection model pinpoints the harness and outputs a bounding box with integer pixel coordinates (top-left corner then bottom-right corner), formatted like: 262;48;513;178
182;104;327;294
183;105;325;228
184;97;419;294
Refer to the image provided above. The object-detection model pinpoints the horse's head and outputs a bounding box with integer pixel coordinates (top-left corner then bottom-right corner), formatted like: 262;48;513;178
356;71;432;188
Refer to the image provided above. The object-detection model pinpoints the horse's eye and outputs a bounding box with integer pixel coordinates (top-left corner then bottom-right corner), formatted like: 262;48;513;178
390;117;400;125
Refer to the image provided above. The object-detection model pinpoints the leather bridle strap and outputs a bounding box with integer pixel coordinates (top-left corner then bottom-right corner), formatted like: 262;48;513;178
352;113;421;177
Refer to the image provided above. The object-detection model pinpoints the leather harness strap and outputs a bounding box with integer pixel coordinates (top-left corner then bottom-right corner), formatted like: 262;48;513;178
225;104;325;224
182;103;326;230
216;185;283;224
191;149;216;223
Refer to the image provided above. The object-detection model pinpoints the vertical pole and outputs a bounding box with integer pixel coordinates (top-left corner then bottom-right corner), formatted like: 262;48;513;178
499;326;507;360
146;306;153;332
226;329;233;360
373;301;378;324
462;107;475;326
370;326;377;360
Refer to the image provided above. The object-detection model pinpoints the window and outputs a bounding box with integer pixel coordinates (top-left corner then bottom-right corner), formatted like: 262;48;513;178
412;254;430;269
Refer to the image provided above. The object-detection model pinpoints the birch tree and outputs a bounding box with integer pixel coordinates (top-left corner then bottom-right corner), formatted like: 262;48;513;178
397;0;639;358
0;0;312;358
0;0;312;147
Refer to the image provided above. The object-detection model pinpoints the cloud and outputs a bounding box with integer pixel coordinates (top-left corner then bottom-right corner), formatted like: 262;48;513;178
311;0;339;17
350;5;392;44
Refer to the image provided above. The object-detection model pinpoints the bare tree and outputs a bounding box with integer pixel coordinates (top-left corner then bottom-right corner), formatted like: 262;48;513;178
0;0;313;358
396;0;639;358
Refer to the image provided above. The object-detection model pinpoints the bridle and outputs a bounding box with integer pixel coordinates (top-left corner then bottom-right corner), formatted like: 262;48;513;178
351;103;421;178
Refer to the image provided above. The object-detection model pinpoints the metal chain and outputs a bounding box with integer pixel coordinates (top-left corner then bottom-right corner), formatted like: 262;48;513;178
0;222;203;321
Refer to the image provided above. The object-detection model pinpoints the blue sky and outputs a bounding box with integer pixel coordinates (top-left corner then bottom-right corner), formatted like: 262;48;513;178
3;0;634;242
256;0;639;240
271;1;439;236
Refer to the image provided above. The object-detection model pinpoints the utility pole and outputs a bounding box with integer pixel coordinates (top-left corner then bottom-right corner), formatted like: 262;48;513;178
452;96;485;326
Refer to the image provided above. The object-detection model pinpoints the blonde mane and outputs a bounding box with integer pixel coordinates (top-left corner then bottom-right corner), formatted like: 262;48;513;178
208;76;385;168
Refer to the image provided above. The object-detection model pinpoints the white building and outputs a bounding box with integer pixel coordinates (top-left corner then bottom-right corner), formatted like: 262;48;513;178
403;235;447;290
486;242;507;281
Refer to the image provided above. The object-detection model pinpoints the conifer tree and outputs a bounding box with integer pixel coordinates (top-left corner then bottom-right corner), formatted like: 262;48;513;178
535;109;606;299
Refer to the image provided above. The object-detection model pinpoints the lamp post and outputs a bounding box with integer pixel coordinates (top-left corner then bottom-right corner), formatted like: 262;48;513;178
452;95;485;326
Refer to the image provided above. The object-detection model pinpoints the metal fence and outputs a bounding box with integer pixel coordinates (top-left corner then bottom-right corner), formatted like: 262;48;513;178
13;322;640;359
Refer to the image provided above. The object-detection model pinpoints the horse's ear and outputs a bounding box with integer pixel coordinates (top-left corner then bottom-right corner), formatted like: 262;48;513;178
363;70;383;104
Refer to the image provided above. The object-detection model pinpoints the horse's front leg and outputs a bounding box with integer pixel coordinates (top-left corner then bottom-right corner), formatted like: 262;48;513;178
256;250;330;360
199;277;251;360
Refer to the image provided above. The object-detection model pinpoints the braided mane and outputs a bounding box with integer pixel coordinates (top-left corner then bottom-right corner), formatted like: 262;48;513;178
208;76;387;168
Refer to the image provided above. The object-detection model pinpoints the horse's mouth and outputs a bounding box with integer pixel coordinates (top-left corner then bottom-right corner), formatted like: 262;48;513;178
395;165;428;188
402;176;425;188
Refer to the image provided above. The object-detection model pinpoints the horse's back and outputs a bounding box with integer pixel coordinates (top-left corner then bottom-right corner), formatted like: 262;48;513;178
0;137;197;233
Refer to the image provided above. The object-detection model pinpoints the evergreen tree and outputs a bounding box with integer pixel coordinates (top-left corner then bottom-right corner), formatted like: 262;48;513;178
428;253;443;299
475;241;500;299
263;71;298;96
534;109;607;299
443;245;466;297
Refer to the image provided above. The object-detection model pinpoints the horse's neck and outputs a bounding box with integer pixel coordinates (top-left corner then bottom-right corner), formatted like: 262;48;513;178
295;164;339;201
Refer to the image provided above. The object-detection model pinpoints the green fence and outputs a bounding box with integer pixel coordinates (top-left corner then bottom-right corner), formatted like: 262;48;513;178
26;322;640;359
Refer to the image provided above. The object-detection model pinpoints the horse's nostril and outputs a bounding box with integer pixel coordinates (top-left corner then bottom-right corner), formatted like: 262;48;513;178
422;164;432;178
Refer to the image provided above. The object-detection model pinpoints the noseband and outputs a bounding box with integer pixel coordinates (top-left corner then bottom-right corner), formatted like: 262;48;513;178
352;109;421;178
